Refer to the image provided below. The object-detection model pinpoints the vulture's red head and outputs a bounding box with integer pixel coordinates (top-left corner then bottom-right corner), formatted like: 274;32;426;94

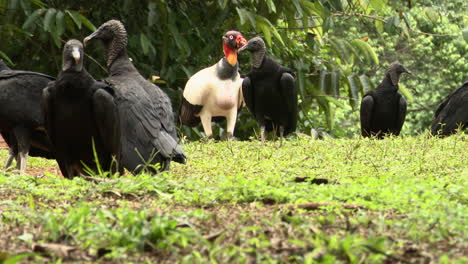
222;31;246;66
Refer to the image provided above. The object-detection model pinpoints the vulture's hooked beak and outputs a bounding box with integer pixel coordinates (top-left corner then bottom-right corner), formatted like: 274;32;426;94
238;43;248;53
83;31;99;46
402;65;412;75
72;47;81;64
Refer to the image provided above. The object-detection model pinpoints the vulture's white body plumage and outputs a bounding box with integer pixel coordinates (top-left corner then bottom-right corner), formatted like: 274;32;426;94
184;60;243;114
179;31;246;139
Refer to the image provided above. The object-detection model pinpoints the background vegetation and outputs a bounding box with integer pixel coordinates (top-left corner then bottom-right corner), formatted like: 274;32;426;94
0;0;466;140
0;2;466;262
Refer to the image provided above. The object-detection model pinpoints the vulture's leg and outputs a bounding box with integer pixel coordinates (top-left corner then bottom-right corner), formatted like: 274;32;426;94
5;148;15;169
279;126;284;147
260;126;266;143
161;160;171;171
14;127;31;174
200;112;213;138
225;109;237;141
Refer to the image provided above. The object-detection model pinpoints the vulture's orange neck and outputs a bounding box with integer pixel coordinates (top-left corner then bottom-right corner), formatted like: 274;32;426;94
223;44;237;66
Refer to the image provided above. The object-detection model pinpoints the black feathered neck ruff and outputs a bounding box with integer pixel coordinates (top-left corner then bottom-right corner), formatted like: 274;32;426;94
380;74;399;92
216;58;239;81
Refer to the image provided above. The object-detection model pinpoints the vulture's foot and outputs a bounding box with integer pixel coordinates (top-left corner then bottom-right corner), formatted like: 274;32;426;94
201;135;214;143
260;126;266;144
226;132;234;141
4;149;15;169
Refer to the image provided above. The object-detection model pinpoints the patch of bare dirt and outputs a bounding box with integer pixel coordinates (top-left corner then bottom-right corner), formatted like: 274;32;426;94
26;166;62;178
0;136;8;149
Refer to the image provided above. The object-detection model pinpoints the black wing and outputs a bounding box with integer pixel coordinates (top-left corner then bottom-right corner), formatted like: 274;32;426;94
395;95;407;135
279;72;297;133
115;87;186;173
360;95;374;137
140;80;178;140
431;82;468;136
92;82;122;173
242;76;254;114
0;70;54;81
42;82;71;177
42;82;56;149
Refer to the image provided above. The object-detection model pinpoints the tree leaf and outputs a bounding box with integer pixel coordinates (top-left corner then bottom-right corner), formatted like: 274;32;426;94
424;7;439;22
369;0;384;11
402;12;411;29
351;39;379;65
51;31;61;48
66;10;82;29
167;14;190;56
331;70;340;97
148;2;158;27
64;15;77;35
463;28;468;43
43;8;56;32
291;0;303;15
236;8;256;28
359;74;371;94
22;8;45;30
384;16;399;33
55;10;65;36
265;0;276;13
347;75;359;109
256;16;284;46
323;17;334;33
0;50;15;65
399;83;414;103
140;33;150;55
320;70;327;93
375;20;384;33
323;95;345;108
329;38;351;64
79;14;96;31
30;0;46;8
258;22;272;46
327;0;343;12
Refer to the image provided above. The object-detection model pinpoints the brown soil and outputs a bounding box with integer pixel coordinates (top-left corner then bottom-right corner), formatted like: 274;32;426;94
0;136;8;149
0;136;62;177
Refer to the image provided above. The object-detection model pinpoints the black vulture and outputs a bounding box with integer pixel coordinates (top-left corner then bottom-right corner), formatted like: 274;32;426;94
431;81;468;136
179;31;247;140
238;37;297;143
0;59;54;174
360;62;411;138
43;39;122;178
84;20;186;174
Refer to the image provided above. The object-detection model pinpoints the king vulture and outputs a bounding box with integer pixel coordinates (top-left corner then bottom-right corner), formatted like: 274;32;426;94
360;62;411;138
84;20;186;174
238;37;297;144
43;40;122;178
0;59;55;174
179;31;247;139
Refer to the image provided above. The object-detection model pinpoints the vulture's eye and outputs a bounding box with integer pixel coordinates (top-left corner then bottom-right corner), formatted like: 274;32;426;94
229;35;234;40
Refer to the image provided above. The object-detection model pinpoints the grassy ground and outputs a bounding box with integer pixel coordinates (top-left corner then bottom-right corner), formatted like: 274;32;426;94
0;134;467;263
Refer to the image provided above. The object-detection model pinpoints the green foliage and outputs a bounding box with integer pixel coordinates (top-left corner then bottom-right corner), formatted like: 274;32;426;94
0;0;465;139
0;135;467;262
